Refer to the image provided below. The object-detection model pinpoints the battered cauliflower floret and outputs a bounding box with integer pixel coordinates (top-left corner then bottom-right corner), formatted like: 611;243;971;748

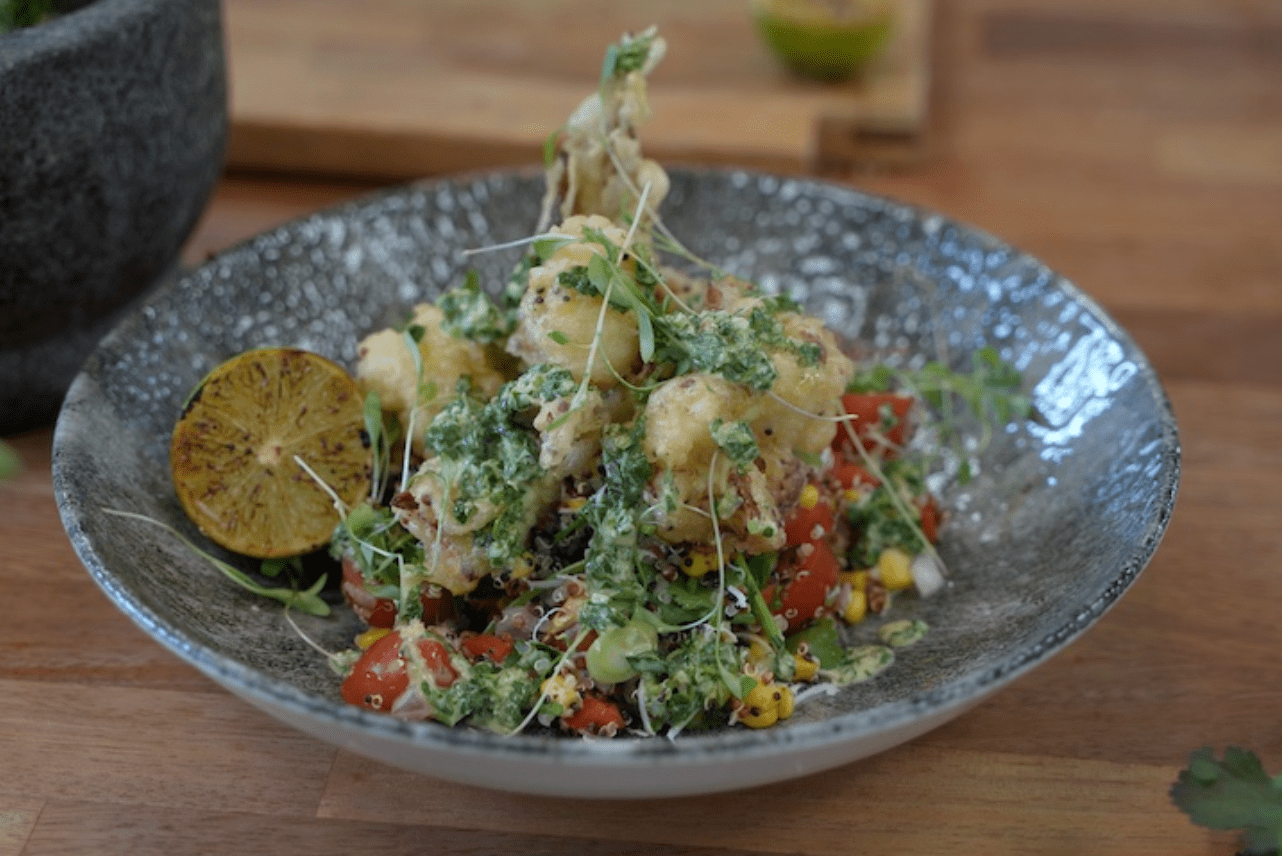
755;311;856;457
505;214;643;387
534;390;609;481
356;303;505;451
642;372;787;553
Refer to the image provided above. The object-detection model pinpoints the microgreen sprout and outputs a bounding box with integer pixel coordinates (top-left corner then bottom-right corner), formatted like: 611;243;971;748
103;509;331;616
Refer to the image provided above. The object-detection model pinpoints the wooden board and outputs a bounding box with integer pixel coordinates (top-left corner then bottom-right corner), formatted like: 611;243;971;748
222;0;934;180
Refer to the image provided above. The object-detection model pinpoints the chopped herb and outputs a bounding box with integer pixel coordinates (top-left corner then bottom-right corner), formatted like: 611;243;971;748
418;366;576;566
710;418;760;471
437;270;516;344
1171;746;1282;856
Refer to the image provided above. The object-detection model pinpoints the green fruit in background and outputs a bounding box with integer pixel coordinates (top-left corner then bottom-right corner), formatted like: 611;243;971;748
752;0;897;82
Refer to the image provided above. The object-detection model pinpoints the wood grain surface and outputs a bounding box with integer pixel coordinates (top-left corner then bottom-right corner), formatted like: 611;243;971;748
4;0;1281;853
223;0;934;177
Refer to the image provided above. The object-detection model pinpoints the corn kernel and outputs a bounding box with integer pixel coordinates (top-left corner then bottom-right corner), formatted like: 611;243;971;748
843;589;868;624
540;671;581;711
877;547;914;591
681;547;718;578
355;627;392;650
793;648;820;682
747;637;773;667
839;569;869;589
738;681;782;729
798;483;820;510
776;685;796;720
508;552;535;580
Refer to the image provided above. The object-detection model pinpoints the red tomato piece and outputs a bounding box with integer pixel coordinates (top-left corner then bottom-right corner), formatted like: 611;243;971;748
563;696;626;735
832;392;914;458
784;496;835;546
340;558;454;629
918;496;942;543
765;539;841;633
340;631;457;712
461;633;514;664
831;462;881;491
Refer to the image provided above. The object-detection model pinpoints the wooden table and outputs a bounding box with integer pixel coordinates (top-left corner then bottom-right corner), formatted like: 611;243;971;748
3;0;1280;853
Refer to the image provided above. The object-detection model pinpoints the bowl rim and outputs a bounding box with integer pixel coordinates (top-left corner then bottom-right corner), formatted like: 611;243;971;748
52;165;1182;773
1;0;187;57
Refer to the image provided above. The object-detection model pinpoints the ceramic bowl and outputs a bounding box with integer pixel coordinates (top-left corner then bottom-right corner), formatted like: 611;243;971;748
53;168;1180;798
0;0;226;433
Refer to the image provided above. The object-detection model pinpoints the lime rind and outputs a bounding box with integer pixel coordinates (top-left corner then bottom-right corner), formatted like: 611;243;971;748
753;4;897;82
170;348;372;559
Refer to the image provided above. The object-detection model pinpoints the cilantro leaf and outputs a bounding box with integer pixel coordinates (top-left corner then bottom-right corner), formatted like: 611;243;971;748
1171;746;1282;855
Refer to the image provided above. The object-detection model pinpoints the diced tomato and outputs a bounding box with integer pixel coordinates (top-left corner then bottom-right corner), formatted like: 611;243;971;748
918;496;942;543
784;497;835;546
764;539;841;633
340;631;457;712
461;633;514;664
831;462;881;491
563;696;626;735
340;558;454;629
832;392;914;458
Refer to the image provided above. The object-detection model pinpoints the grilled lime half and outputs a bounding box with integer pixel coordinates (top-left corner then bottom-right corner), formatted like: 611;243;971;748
170;348;371;559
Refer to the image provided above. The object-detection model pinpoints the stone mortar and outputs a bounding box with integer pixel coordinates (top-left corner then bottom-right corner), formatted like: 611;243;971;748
0;0;227;433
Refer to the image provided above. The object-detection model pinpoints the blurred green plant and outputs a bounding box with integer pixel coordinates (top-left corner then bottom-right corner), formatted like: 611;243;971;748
0;440;19;481
0;0;56;33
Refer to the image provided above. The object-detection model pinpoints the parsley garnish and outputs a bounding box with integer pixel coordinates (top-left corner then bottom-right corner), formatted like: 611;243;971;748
1172;747;1282;855
437;270;516;344
576;419;656;630
420;366;576;566
710;419;760;471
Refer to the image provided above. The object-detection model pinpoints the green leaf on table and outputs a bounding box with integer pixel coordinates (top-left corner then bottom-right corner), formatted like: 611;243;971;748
1171;746;1282;856
0;440;19;481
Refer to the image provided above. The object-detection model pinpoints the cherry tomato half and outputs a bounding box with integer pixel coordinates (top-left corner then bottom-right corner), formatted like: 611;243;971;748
765;539;840;633
832;392;914;459
341;631;457;712
563;696;626;735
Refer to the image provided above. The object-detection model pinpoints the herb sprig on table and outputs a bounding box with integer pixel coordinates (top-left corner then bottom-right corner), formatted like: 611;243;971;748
1172;746;1282;855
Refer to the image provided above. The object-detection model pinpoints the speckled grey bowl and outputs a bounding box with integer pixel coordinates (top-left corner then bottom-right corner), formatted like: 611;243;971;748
53;168;1180;798
0;0;226;433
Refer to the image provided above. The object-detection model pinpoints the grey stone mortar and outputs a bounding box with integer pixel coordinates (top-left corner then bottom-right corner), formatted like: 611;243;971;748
1;0;227;433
